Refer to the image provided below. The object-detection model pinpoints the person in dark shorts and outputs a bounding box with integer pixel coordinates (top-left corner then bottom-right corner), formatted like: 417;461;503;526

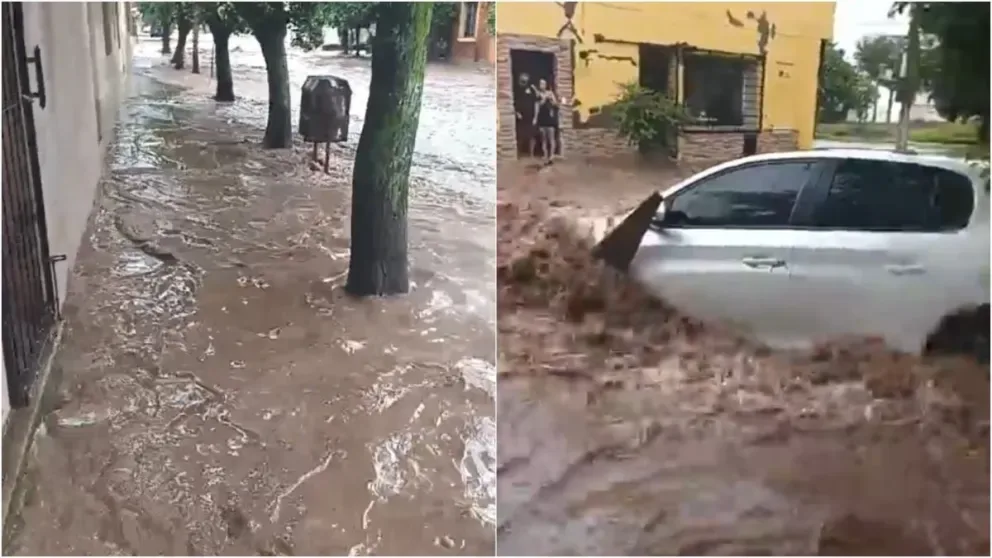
534;78;559;162
514;73;538;157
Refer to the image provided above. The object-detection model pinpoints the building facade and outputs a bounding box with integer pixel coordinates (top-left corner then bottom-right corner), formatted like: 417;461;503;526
2;1;134;425
450;2;495;64
496;2;835;165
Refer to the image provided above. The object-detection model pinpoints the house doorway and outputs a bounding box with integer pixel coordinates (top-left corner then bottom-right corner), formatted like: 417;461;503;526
510;49;559;158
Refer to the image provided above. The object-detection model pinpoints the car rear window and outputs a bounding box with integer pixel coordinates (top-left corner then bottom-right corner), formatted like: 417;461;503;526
813;159;975;231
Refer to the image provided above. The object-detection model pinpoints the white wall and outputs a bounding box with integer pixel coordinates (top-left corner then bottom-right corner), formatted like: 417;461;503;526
3;2;133;425
20;1;133;305
2;360;8;427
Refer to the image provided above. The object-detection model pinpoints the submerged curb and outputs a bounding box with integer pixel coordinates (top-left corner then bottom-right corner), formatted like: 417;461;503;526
2;323;64;548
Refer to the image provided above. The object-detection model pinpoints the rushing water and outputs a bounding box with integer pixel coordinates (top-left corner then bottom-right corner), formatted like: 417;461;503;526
496;165;989;556
8;37;495;556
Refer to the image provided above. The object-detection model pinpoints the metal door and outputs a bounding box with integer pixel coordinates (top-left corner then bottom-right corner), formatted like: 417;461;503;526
2;2;58;407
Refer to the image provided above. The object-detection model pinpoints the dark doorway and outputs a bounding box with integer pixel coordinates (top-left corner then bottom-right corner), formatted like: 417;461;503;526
638;44;677;156
2;1;59;407
510;49;559;158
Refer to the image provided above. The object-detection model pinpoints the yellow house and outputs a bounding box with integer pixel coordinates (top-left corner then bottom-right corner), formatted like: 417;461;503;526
496;2;835;164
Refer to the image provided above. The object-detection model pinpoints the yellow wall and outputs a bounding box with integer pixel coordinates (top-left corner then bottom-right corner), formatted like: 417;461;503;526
497;2;836;149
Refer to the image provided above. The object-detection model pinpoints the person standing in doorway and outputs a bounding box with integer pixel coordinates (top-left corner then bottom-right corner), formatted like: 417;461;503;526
534;78;559;163
514;73;538;157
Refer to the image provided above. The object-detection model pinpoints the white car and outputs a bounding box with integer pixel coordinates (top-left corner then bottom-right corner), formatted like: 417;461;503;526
601;148;990;358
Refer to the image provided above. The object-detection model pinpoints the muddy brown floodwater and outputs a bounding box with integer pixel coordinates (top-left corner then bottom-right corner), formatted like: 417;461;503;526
496;163;989;556
6;40;494;555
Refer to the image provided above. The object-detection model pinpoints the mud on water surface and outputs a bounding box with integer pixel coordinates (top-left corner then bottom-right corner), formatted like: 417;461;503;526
496;164;989;556
7;45;495;555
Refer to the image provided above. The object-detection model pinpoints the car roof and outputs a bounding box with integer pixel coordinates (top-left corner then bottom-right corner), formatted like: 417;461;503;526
662;147;990;203
735;148;978;177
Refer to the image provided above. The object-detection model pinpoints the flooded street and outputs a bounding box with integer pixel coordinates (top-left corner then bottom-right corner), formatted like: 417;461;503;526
7;38;494;555
497;162;989;556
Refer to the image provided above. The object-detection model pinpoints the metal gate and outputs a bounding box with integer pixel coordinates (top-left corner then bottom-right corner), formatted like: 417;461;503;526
2;2;58;408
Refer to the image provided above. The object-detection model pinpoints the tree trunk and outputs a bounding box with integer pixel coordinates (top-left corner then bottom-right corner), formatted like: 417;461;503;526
172;19;192;69
161;20;172;54
895;10;920;152
340;26;350;54
257;26;292;148
886;88;894;123
191;25;200;74
346;3;432;297
211;29;235;102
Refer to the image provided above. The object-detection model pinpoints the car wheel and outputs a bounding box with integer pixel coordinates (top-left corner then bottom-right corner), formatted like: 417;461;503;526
924;304;990;364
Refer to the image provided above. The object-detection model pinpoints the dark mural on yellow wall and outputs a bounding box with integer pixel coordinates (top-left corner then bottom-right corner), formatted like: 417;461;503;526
726;9;778;55
556;2;584;43
577;49;637;68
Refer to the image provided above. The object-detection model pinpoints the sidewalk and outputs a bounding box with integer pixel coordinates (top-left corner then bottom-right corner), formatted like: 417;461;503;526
5;69;494;554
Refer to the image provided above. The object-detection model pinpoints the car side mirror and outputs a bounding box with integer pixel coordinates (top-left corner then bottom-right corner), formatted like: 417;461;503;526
650;198;669;228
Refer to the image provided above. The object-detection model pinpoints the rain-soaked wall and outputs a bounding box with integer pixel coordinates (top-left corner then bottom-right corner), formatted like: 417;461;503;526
2;2;133;421
19;1;133;304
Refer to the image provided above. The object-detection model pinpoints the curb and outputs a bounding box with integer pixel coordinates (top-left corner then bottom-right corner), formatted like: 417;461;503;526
1;322;64;548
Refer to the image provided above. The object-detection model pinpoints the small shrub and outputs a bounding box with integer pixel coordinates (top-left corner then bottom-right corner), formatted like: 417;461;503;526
611;81;689;151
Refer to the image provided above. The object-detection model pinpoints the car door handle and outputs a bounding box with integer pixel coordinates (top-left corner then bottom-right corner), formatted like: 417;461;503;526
886;264;926;276
741;256;786;269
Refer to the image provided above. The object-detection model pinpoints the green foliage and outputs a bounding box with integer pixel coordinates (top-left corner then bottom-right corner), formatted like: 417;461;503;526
854;30;939;97
854;35;903;86
324;3;456;37
323;2;376;30
892;2;989;145
818;42;875;124
198;2;247;35
487;3;495;34
231;2;338;51
611;82;689;148
431;3;457;33
137;2;173;27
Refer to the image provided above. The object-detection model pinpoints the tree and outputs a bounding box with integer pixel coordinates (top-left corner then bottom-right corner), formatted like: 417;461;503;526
171;3;194;69
427;2;456;60
138;2;173;54
324;3;376;55
892;1;989;145
191;19;200;74
818;43;870;124
200;2;246;102
234;3;334;148
346;3;432;296
851;73;878;123
854;35;903;122
326;2;457;60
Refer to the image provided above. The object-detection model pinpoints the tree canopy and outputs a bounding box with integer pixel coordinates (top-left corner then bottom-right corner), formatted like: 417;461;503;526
818;43;876;124
892;2;989;142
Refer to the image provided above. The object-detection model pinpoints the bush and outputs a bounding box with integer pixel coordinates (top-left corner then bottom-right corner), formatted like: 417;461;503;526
611;81;689;151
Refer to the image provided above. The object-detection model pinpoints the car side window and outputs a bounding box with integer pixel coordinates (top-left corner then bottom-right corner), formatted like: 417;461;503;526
813;159;974;231
666;161;815;227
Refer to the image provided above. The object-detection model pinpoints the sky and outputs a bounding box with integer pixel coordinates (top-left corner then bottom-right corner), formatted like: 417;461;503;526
833;0;910;62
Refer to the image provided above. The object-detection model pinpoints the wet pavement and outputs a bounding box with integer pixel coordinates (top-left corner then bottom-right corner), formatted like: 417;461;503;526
496;161;989;556
138;35;495;201
7;38;495;555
